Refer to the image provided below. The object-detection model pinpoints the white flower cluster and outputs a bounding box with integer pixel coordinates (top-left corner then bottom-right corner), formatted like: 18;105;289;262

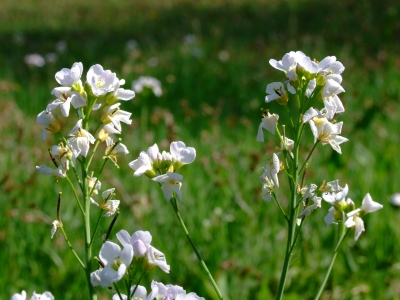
91;230;170;288
11;290;54;300
322;181;383;241
129;141;196;201
111;280;205;300
258;50;348;154
36;62;133;178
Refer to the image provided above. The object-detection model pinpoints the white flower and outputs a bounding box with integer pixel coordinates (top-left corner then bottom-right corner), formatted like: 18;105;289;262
309;117;348;154
275;137;294;158
67;120;96;158
344;193;383;241
51;144;73;171
25;54;45;67
269;51;298;75
322;74;345;97
318;56;345;75
144;245;170;273
265;82;289;105
322;184;349;206
153;172;183;201
10;290;27;300
112;285;157;300
117;229;153;258
298;196;322;218
47;88;86;117
259;173;275;202
129;144;159;178
55;62;83;87
99;241;133;287
390;193;400;206
87;64;117;96
170;141;196;170
151;281;186;299
36;165;66;178
30;292;54;300
106;79;135;105
299;184;318;202
257;112;279;142
36;110;61;141
51;220;61;239
101;103;132;132
264;153;281;187
88;176;101;195
90;269;102;287
132;76;162;97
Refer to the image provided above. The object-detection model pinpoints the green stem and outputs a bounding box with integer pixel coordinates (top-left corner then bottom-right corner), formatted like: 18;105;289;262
65;176;85;216
129;271;146;298
89;209;104;247
272;192;289;222
170;196;223;300
113;283;124;300
299;141;320;173
59;226;85;269
86;140;101;171
314;224;350;299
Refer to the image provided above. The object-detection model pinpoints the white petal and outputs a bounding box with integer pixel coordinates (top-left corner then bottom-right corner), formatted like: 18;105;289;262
361;193;383;213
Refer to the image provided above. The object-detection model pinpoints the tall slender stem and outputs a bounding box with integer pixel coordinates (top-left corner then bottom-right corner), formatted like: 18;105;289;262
314;224;349;299
170;196;223;300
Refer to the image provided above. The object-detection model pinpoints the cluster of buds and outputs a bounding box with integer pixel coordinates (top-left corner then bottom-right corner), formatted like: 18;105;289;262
129;141;196;201
36;62;133;178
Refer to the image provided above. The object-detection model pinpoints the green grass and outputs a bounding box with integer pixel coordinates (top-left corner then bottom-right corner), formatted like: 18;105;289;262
1;0;400;299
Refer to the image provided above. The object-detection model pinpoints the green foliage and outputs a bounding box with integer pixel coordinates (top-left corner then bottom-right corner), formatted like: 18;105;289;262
1;0;400;299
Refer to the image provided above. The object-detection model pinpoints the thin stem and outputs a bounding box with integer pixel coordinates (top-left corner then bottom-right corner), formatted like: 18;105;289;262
86;140;101;171
113;283;124;300
89;209;104;247
59;226;85;269
65;176;85;216
170;196;223;300
129;271;146;298
272;192;289;222
299;141;320;173
105;212;119;242
314;224;350;299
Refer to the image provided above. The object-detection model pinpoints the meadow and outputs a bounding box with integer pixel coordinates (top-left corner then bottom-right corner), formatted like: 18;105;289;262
1;0;400;299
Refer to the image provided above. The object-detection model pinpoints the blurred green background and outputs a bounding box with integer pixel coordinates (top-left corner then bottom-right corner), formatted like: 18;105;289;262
1;0;400;299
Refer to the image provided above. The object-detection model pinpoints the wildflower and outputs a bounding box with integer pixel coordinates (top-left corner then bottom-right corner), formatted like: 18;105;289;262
345;193;383;241
117;229;153;258
87;64;117;96
152;172;183;201
105;79;135;105
275;137;294;158
91;188;120;217
90;270;102;287
10;291;27;300
321;74;345;98
257;111;279;142
170;141;196;171
132;76;162;97
55;62;83;90
67;120;96;157
317;56;345;75
98;241;133;287
104;138;129;168
36;165;66;179
298;196;322;218
390;193;400;207
36;110;61;142
264;153;281;187
47;88;86;117
30;292;54;300
129;144;160;178
24;54;46;67
88;176;101;195
259;173;275;202
51;220;62;239
265;82;289;105
309;117;348;154
100;103;132;132
322;184;349;225
143;245;171;273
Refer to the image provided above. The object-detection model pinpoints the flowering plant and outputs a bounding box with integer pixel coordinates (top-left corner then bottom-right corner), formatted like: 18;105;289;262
258;51;382;298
